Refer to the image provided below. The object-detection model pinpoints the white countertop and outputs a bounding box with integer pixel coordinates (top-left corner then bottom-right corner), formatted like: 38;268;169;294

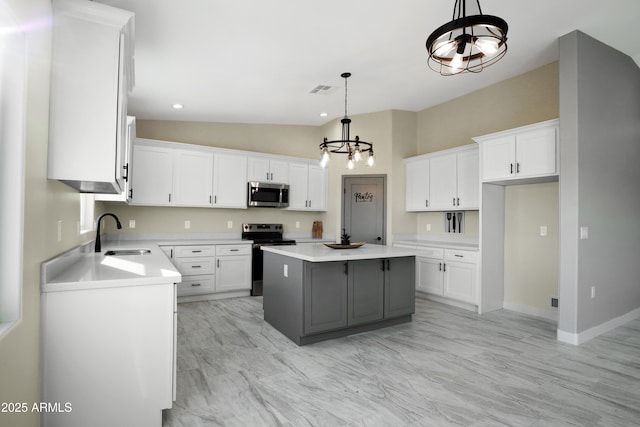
393;239;479;251
41;241;181;293
261;243;417;262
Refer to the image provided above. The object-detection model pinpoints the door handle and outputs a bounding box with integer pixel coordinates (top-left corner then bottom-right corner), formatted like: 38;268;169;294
376;237;382;241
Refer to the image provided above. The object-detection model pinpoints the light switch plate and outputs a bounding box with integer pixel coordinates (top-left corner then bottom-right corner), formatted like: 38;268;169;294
227;221;233;229
540;225;547;237
129;220;136;229
580;226;589;239
283;264;288;277
184;220;191;229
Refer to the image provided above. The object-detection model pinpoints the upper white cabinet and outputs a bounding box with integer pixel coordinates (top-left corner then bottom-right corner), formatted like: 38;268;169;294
48;0;134;194
474;119;559;183
213;153;248;208
173;149;214;207
247;157;289;183
405;144;479;211
130;143;174;206
405;158;430;210
287;161;327;211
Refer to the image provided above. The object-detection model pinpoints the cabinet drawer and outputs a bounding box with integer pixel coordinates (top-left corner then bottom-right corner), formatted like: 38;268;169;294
216;244;251;256
177;275;215;295
175;245;215;258
415;246;444;259
175;258;215;276
445;249;478;264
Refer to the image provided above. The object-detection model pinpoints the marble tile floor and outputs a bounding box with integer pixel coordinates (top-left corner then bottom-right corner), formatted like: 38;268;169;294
163;297;640;427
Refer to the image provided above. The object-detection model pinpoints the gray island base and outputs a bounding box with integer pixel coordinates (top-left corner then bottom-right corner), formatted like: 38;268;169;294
262;244;416;345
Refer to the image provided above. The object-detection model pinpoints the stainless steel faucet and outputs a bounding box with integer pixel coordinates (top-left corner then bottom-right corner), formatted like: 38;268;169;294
95;213;122;252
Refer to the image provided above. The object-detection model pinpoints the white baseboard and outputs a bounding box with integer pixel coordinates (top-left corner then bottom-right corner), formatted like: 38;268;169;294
557;306;640;345
178;290;250;304
417;292;478;313
502;302;558;322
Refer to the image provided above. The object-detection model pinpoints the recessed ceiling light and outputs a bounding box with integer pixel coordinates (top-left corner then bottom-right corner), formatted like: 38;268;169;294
320;112;328;117
171;103;184;109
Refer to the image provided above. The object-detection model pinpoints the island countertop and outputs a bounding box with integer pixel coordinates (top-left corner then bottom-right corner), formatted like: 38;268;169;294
261;243;417;262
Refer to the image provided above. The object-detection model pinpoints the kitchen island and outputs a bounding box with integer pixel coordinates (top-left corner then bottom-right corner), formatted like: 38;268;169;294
262;243;416;345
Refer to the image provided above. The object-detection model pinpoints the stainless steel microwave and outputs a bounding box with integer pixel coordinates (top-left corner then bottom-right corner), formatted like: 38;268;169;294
247;182;289;208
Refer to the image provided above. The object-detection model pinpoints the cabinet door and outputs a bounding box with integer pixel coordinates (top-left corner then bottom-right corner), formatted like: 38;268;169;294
173;149;213;207
347;260;384;326
304;262;348;334
515;126;557;178
444;261;477;304
405;159;430;211
123;116;136;203
481;135;516;181
130;144;173;205
213;153;248;208
416;257;443;295
456;148;479;209
429;154;457;210
287;162;310;210
247;157;271;182
384;257;415;318
216;256;251;292
269;159;289;183
306;164;327;211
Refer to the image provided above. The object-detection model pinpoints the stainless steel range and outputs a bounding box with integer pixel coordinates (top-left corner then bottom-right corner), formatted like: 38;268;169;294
242;223;296;296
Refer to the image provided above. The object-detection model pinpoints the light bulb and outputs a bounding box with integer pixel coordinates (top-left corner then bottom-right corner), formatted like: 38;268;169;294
347;151;355;170
433;39;456;57
320;148;330;168
354;147;362;162
367;151;375;167
450;52;463;72
475;37;498;56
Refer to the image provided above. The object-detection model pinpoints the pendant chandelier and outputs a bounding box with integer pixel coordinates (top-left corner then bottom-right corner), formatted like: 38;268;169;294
426;0;508;76
319;73;374;169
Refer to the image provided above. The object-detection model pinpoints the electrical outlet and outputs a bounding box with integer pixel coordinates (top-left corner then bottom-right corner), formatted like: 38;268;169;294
184;220;191;229
129;219;136;229
57;220;62;242
295;221;301;229
540;225;547;237
550;297;558;308
591;286;596;299
426;223;431;232
283;264;288;278
227;221;233;229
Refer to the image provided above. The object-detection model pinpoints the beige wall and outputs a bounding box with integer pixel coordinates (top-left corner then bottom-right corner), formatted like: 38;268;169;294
504;182;559;312
0;2;96;426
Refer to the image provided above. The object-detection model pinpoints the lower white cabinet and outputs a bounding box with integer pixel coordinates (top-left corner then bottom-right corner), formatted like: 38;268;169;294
161;243;251;299
411;245;478;306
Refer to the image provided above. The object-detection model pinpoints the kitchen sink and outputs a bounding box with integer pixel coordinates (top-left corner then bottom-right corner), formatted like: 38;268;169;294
104;249;151;256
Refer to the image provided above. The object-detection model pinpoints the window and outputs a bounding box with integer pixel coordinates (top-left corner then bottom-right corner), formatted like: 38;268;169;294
80;194;95;234
0;9;26;336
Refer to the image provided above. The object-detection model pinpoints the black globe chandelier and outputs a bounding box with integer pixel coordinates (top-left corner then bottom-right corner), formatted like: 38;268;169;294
426;0;508;76
319;73;374;170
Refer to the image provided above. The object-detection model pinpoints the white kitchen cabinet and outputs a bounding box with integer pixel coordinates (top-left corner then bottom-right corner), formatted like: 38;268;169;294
213;152;248;208
406;244;478;307
247;156;289;183
48;0;134;194
405;158;430;211
95;116;137;202
405;145;479;211
173;149;214;207
475;119;559;183
162;243;252;300
130;143;174;205
287;161;327;211
428;154;457;210
215;245;251;292
417;257;444;294
443;249;478;304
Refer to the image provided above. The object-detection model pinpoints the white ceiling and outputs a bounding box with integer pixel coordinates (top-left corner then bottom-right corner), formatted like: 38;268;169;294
96;0;640;126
